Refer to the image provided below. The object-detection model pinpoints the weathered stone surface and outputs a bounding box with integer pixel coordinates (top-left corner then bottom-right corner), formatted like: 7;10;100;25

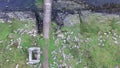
52;0;86;11
81;10;120;23
51;0;120;27
63;14;80;26
0;11;35;23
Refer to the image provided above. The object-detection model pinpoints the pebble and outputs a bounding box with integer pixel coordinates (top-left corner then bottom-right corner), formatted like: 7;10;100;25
15;64;19;68
0;40;3;44
114;41;118;44
112;37;117;40
102;44;105;46
6;59;9;62
104;32;107;35
9;48;12;51
57;33;64;39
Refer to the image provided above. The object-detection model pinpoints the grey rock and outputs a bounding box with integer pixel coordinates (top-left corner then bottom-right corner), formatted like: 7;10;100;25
80;10;120;23
63;14;80;26
53;0;86;11
57;33;64;39
0;40;3;44
0;11;35;23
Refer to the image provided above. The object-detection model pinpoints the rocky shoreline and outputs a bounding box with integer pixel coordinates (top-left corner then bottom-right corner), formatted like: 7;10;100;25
0;0;120;27
0;11;36;23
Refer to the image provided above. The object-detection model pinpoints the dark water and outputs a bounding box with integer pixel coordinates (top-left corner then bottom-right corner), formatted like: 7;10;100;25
84;0;120;6
0;0;120;12
0;0;36;11
81;0;120;14
0;0;42;33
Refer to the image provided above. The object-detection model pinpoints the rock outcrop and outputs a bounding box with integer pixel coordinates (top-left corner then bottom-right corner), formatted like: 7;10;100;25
51;0;120;27
0;11;35;23
0;0;120;30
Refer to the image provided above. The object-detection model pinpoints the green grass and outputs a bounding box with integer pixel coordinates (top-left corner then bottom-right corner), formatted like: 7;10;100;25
0;14;120;68
0;23;11;40
78;15;120;68
0;20;36;68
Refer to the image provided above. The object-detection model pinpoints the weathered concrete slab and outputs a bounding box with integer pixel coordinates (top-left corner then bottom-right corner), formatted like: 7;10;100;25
27;47;40;64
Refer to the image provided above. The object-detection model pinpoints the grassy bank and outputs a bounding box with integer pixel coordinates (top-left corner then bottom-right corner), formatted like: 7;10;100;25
0;14;120;68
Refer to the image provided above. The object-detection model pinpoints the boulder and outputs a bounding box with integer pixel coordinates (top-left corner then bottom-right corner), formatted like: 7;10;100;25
52;0;86;11
63;14;80;26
